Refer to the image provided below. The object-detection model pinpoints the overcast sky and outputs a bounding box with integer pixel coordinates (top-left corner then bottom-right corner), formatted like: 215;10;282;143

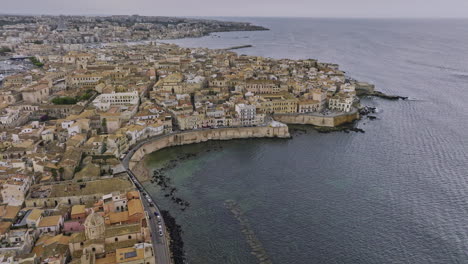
2;0;468;18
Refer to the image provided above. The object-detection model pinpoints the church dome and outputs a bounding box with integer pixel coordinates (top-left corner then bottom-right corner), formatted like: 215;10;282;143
84;212;105;227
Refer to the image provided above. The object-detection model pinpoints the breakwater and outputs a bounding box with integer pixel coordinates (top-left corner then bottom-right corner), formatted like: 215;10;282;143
223;45;253;50
225;200;273;264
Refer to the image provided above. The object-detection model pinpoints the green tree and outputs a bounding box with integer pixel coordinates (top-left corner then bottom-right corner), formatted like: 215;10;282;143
101;118;107;134
51;168;58;180
29;56;44;67
52;97;77;105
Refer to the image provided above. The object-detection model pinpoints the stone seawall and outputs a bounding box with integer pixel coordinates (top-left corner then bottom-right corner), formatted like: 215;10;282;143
273;110;359;127
128;125;290;173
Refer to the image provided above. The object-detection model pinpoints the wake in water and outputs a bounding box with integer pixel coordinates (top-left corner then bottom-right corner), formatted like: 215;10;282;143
406;59;467;73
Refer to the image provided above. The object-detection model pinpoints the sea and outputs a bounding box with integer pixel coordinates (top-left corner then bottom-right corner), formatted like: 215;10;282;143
144;18;468;264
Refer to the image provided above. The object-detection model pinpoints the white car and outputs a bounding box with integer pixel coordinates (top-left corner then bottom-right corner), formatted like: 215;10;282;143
159;230;163;237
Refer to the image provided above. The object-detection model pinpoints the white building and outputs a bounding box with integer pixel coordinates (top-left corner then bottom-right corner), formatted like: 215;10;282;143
1;176;32;206
235;104;257;126
340;83;356;93
0;229;34;257
92;91;139;111
37;215;63;235
0;109;20;127
328;94;353;112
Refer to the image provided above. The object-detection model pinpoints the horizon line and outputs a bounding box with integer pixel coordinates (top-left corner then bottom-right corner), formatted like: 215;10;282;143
1;13;468;20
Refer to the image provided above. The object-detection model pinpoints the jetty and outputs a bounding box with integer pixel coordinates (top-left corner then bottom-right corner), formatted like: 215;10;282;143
223;45;253;50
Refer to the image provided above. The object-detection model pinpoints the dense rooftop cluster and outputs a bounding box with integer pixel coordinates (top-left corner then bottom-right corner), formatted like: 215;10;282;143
0;14;267;46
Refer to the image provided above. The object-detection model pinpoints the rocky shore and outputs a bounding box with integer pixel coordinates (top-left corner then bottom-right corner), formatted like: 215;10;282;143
370;91;408;100
363;90;408;100
313;124;365;134
150;143;225;210
151;153;198;210
161;210;186;264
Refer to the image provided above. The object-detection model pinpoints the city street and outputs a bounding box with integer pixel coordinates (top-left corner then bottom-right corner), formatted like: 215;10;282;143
123;148;172;264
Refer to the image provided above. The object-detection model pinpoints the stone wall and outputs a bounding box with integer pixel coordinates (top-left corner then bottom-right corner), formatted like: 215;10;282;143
273;110;359;127
128;125;290;171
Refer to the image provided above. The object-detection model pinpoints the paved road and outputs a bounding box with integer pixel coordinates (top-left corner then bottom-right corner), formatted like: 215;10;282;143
123;149;172;264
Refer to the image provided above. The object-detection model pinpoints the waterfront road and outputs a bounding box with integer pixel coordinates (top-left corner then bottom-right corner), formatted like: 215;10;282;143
123;148;172;264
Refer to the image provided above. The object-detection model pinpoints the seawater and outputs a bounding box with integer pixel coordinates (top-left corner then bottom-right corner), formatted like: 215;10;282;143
145;18;468;264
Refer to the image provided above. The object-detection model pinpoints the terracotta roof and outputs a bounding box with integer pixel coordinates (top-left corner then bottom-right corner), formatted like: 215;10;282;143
0;205;21;220
39;215;62;227
127;199;143;217
0;222;11;235
71;205;86;216
108;211;129;224
126;191;140;200
27;209;43;222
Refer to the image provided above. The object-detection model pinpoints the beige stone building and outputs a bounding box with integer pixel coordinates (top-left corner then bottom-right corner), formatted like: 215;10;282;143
21;83;50;104
67;74;103;88
258;94;298;114
156;72;190;94
245;79;286;94
298;99;322;113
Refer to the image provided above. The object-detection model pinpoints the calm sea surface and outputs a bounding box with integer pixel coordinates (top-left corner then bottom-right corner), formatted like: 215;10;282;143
145;18;468;264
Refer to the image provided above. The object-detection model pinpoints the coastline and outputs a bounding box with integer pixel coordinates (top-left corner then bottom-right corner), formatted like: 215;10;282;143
128;123;291;174
127;106;365;183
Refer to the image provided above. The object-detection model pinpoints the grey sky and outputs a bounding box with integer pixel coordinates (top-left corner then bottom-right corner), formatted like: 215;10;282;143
2;0;468;18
